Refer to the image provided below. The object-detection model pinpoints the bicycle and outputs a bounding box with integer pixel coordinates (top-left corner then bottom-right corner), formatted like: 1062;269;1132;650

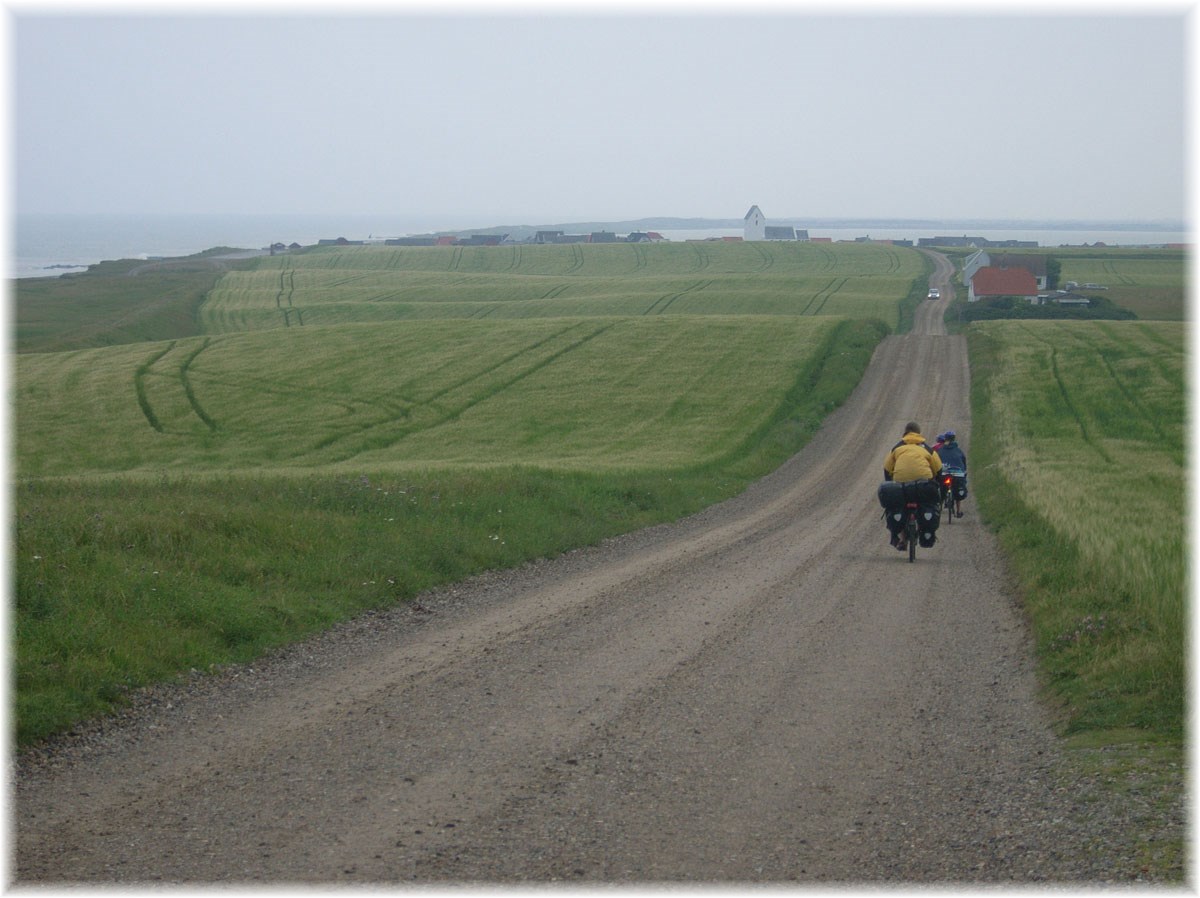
879;479;939;563
940;467;966;521
940;472;956;524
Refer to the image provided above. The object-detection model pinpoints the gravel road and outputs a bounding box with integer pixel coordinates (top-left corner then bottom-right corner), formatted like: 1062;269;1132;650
14;254;1183;884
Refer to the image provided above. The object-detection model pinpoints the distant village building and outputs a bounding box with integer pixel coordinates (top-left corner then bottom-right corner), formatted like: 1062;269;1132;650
532;229;665;245
919;236;990;248
743;205;808;241
919;235;1038;249
458;234;507;246
854;236;913;247
386;237;438;246
533;230;590;244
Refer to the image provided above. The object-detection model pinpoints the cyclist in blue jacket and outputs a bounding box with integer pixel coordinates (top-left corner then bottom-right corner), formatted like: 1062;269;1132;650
938;430;968;517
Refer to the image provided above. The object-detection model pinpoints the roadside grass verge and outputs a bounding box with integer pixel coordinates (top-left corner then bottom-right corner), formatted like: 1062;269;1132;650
968;319;1185;879
966;320;1184;743
15;468;704;745
15;317;888;746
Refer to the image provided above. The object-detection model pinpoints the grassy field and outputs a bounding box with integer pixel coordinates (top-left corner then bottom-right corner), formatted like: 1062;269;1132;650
17;316;850;478
200;241;924;332
16;239;903;744
1054;248;1186;320
14;312;888;744
13;262;222;352
966;319;1185;742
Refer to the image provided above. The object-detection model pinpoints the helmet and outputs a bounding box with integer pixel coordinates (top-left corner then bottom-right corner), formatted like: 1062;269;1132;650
944;430;956;440
935;432;946;442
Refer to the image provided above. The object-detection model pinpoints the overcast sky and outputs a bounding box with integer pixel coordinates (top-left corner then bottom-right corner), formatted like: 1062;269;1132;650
11;4;1191;224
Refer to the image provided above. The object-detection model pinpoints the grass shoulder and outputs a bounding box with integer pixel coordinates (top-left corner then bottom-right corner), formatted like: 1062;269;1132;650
966;321;1185;880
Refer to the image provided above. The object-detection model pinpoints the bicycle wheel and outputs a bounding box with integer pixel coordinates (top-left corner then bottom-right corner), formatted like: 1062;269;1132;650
906;518;918;563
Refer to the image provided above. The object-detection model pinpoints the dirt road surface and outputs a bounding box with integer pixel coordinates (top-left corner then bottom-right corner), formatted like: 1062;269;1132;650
14;255;1166;884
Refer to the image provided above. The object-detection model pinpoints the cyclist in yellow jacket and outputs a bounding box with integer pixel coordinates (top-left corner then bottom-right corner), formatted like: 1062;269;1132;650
882;422;942;550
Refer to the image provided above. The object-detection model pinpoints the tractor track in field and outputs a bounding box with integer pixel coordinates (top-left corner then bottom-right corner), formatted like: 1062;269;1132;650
15;252;1181;885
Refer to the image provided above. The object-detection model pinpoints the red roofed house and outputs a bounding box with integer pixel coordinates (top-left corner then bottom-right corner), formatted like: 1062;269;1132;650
969;265;1039;303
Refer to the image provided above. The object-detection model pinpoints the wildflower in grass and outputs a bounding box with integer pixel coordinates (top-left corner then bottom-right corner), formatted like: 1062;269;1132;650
1053;614;1108;649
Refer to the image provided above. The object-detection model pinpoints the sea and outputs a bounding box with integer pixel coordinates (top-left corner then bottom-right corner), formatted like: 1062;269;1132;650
10;213;482;279
10;213;1191;279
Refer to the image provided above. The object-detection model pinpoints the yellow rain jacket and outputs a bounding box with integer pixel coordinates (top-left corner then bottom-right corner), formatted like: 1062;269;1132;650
883;432;942;483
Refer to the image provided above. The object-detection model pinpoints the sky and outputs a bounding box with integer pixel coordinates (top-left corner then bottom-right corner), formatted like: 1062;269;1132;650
8;2;1192;225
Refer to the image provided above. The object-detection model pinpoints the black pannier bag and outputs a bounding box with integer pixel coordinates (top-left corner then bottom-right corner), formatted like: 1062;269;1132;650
878;479;940;510
951;475;969;500
912;479;941;545
878;479;941;544
877;480;906;510
918;502;940;543
901;479;941;505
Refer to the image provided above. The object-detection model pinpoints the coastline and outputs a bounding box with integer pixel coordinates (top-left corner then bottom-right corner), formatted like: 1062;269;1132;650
13;212;1190;279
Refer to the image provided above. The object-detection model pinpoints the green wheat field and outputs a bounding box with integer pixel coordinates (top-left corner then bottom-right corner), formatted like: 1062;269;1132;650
1056;249;1186;320
202;240;920;331
968;319;1185;739
15;240;911;743
15;240;1186;777
15;239;1184;877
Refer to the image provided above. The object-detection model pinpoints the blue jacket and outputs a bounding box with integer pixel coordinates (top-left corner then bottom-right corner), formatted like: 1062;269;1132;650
939;441;967;472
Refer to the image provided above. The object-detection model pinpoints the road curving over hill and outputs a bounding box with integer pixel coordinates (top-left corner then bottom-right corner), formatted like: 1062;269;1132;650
15;253;1169;884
